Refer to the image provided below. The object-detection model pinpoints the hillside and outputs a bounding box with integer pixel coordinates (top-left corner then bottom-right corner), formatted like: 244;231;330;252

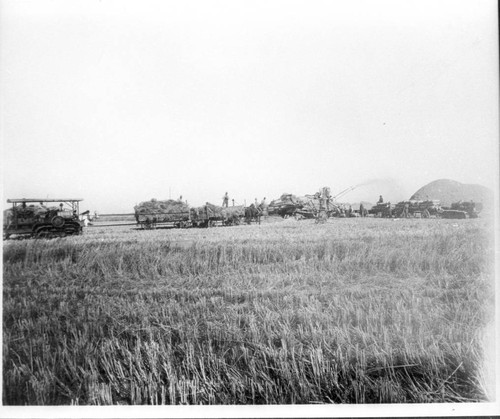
411;179;494;209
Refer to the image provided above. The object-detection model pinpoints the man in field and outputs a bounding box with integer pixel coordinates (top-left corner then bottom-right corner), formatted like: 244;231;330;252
402;202;410;218
261;198;268;219
222;192;229;207
360;203;365;217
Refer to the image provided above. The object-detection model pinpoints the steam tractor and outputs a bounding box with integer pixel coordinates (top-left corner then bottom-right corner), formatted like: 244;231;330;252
3;198;84;239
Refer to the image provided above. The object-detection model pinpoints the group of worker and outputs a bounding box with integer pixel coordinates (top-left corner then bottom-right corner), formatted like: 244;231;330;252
222;192;267;210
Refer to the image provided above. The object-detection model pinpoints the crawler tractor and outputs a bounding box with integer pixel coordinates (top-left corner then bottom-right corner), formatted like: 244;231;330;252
3;198;84;239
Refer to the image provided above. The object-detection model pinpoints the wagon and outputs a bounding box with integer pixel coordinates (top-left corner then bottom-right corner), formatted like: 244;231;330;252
393;200;442;218
134;199;191;229
191;204;245;227
136;210;191;229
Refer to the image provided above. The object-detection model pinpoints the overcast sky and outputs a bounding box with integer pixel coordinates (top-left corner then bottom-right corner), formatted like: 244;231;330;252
1;0;498;213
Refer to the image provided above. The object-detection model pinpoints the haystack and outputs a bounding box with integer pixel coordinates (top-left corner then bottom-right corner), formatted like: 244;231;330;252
134;199;190;223
221;205;245;218
204;202;224;219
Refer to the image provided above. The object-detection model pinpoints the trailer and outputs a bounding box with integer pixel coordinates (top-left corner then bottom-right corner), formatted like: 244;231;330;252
134;199;191;229
136;210;191;229
369;202;395;218
134;199;246;229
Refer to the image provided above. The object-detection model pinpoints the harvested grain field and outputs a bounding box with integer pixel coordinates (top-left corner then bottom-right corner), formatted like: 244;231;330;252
2;217;496;405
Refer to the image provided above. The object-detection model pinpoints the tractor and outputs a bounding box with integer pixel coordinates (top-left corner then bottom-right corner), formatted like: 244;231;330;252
3;198;84;239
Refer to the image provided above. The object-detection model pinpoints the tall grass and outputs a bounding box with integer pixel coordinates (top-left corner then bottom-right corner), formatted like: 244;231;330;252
3;218;495;404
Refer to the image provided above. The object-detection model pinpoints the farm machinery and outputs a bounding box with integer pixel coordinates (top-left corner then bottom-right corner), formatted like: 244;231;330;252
3;198;84;239
370;199;479;219
269;186;357;221
440;201;479;219
370;199;442;218
391;200;442;218
369;202;395;218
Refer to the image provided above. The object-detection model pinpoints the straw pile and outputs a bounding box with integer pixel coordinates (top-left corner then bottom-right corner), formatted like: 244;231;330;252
189;203;244;225
222;205;245;223
205;203;224;219
134;199;190;223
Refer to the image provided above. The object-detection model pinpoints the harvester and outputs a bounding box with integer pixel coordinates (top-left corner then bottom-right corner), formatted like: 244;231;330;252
270;186;359;220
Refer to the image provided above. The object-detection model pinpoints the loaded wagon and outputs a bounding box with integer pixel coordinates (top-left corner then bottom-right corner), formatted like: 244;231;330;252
440;201;479;219
191;203;245;227
393;200;442;218
134;199;246;229
134;199;191;229
369;202;395;218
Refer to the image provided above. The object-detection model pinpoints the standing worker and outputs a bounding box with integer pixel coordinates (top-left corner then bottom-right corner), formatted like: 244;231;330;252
378;195;384;204
222;192;229;208
402;202;410;218
261;197;268;219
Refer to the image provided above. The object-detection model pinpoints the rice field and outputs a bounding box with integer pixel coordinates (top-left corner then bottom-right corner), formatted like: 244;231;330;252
2;216;496;405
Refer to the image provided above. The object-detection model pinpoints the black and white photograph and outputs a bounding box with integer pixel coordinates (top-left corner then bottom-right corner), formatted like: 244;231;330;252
1;0;499;417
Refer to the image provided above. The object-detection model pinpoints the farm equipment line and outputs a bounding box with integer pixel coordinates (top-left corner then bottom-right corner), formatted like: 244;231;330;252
3;187;482;240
